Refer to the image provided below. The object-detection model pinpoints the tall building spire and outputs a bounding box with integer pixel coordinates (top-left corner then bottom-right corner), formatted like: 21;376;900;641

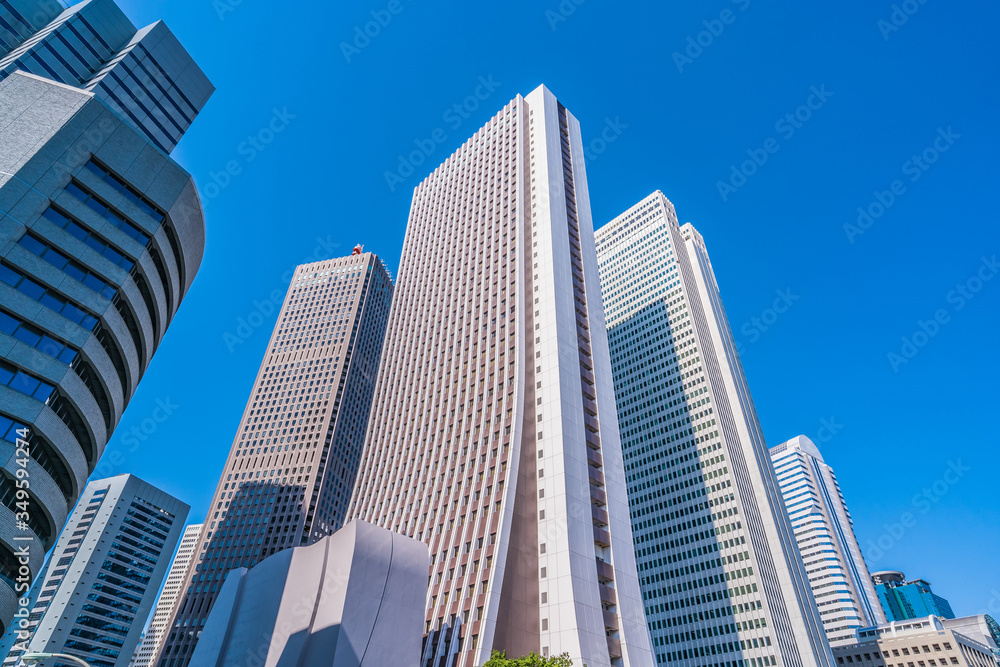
596;191;835;667
346;85;654;667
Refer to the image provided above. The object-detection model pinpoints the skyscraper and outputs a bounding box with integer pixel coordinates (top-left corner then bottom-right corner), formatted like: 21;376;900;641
0;0;214;153
769;436;886;646
0;0;211;630
871;572;955;622
155;248;393;667
129;524;203;667
1;474;189;667
594;191;834;667
346;85;653;667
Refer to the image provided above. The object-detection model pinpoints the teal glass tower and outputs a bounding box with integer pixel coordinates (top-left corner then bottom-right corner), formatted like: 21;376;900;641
872;571;955;621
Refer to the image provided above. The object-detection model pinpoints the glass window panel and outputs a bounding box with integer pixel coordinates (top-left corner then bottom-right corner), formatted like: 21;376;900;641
10;371;40;395
0;265;19;286
33;382;54;402
12;326;41;347
20;281;47;301
0;311;17;335
19;235;45;254
63;263;85;281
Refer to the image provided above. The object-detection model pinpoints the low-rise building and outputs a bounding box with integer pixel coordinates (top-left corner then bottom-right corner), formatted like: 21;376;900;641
832;616;999;667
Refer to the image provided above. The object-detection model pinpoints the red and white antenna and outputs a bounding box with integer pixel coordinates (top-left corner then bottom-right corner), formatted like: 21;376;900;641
352;244;363;255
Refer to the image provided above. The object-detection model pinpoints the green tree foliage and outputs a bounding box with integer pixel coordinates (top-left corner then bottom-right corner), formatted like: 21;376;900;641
482;650;574;666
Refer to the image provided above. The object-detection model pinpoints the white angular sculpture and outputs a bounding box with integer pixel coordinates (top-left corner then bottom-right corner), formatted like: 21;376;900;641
189;521;428;667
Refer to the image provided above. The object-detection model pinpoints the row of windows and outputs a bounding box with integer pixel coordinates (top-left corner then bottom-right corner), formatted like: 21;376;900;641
0;307;78;364
42;205;138;271
82;159;166;223
0;262;99;330
19;233;117;299
0;358;55;402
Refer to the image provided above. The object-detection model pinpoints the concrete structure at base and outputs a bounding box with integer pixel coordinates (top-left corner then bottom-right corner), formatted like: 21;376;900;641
187;520;428;667
831;616;1000;667
872;572;955;622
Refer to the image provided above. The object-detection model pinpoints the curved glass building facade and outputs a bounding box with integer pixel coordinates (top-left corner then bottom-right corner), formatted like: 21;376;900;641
0;0;211;631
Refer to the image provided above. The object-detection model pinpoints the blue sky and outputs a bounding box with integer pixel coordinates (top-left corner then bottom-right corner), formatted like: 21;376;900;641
104;0;999;617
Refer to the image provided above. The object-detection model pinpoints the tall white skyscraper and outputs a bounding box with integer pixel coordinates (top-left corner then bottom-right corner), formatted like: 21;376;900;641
347;85;654;667
770;436;886;646
129;524;203;667
595;191;834;667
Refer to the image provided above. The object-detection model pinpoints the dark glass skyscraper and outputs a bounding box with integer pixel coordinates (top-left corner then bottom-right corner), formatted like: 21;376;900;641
0;0;211;632
155;249;393;667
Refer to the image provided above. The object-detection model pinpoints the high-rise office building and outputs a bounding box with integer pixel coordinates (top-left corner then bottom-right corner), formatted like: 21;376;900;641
769;436;886;646
0;0;210;631
129;524;202;667
1;474;189;667
346;85;653;667
155;248;393;667
594;191;834;667
871;572;955;622
0;0;214;153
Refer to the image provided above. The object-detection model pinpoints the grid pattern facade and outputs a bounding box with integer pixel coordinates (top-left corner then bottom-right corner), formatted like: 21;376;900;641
770;436;886;646
0;0;61;56
128;524;202;667
0;71;208;633
1;474;188;667
595;191;834;667
155;251;393;667
346;85;653;667
0;0;214;153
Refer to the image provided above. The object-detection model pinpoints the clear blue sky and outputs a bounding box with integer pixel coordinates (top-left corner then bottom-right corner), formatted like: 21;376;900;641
105;0;999;617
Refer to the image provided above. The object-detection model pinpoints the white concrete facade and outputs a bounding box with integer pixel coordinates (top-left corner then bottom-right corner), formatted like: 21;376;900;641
596;192;834;667
347;85;653;667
